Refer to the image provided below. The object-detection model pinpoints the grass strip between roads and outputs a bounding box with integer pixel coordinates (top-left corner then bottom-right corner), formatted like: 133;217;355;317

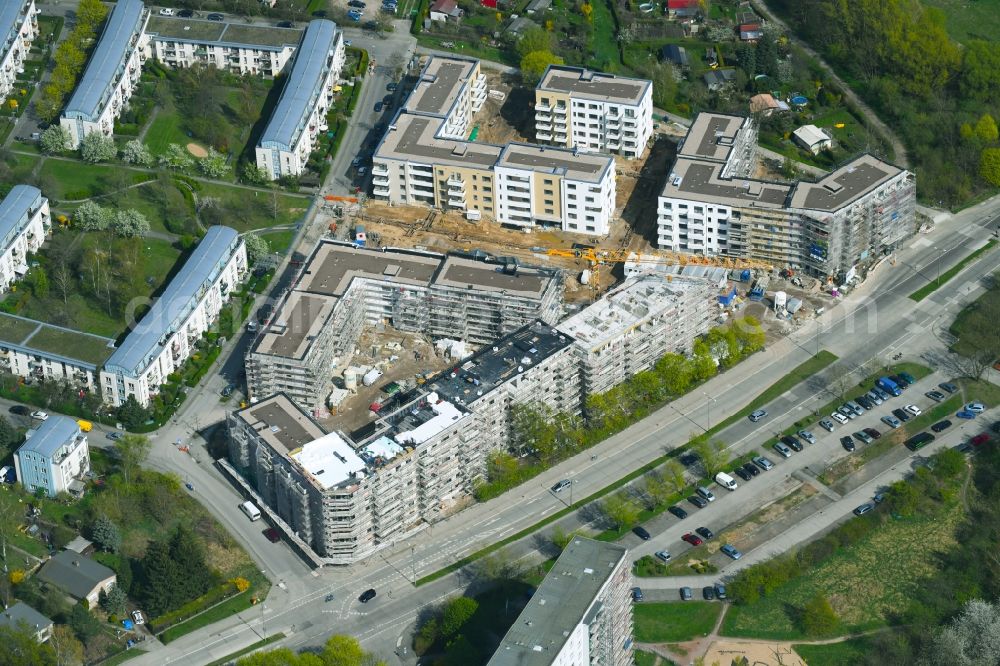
205;633;286;666
414;351;838;587
909;239;997;302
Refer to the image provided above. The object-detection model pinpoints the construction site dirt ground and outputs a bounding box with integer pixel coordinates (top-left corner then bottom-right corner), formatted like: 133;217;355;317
316;328;451;434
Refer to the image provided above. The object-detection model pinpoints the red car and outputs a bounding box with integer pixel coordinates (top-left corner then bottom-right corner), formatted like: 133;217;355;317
971;433;991;447
681;533;704;547
263;528;281;543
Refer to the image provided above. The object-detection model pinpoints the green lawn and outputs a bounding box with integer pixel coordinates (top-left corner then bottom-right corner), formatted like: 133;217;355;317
159;589;259;644
633;649;661;666
24;326;114;365
634;602;721;643
721;498;963;639
98;649;146;666
258;229;297;254
144;109;193;156
794;636;879;666
196;182;310;232
949;273;1000;357
920;0;1000;43
37;158;156;201
909;240;997;302
589;0;621;71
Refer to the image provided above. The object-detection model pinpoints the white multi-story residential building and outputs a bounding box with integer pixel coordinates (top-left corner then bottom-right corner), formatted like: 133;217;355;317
255;20;344;180
245;241;564;411
143;16;301;76
534;65;653;159
372;56;618;236
59;0;150;148
488;537;634;666
0;185;49;293
0;0;38;106
657;112;916;281
100;226;246;407
14;416;90;497
0;312;113;390
227;390;481;564
557;274;717;396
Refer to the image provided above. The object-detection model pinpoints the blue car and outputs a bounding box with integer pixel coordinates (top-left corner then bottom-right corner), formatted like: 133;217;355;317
957;410;977;420
720;544;742;560
347;9;362;20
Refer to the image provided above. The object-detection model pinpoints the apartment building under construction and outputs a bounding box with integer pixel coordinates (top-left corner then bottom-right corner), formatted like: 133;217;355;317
245;240;564;411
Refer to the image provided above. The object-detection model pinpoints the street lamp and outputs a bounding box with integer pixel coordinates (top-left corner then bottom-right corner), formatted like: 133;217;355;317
260;603;266;638
702;392;716;431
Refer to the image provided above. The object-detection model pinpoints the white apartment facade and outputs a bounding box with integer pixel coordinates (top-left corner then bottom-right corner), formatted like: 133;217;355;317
657;112;916;280
535;65;653;159
14;416;90;497
0;312;113;390
143;17;301;76
0;185;49;293
0;0;38;106
372;56;618;236
101;226;247;407
59;0;150;148
557;274;717;396
488;537;634;666
255;19;345;179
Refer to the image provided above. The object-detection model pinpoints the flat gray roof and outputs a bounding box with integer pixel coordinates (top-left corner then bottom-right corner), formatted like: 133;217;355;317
790;154;904;211
376;112;502;168
537;65;649;106
240;393;326;453
661;157;791;207
105;226;241;377
1;1;31;58
678;112;748;162
0;185;43;253
18;415;80;459
297;241;443;296
253;290;336;359
497;142;612;183
63;0;147;121
404;57;478;117
488;537;628;666
145;16;302;48
435;255;551;298
259;19;338;150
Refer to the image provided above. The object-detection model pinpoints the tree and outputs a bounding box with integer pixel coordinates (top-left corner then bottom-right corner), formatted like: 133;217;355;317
241;163;270;185
509;402;557;459
441;596;479;637
73;201;110;231
801;592;839;636
980;147;1000;185
90;515;121;553
139;538;182;616
39;126;72;154
198;148;231;178
692;434;727;477
159;143;195;171
601;493;639;533
99;582;127;616
0;624;57;666
976;114;999;144
925;599;1000;666
110;209;150;238
79;132;117;163
115;433;151;488
516;26;553;58
550;526;577;551
31;266;49;299
661;459;687;494
960;40;1000;103
520;51;564;85
67;604;101;643
322;634;374;666
0;489;21;574
244;233;271;265
49;624;84;666
414;617;439;655
169;524;214;601
75;0;108;32
120;139;153;167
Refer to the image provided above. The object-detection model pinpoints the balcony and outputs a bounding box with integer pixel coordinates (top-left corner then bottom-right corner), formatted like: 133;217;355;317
373;175;390;187
372;163;389;175
447;198;466;209
536;130;552;141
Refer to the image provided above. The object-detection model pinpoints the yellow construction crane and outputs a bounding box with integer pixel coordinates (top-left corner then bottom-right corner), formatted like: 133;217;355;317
545;247;773;296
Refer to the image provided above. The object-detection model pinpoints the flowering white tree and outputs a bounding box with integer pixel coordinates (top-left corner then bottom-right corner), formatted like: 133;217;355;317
73;201;110;230
110;209;150;238
80;132;117;163
120;139;153;167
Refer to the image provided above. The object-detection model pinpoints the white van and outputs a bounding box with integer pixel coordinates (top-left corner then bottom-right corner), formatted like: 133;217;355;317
715;472;738;491
240;501;262;521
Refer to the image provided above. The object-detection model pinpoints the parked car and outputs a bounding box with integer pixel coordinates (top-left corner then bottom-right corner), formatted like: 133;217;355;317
30;410;48;421
682;533;704;546
841;436;856;451
853;503;874;516
819;418;836;432
696;486;716;502
872;386;891;401
905;404;922;416
781;435;803;452
798;429;817;444
854;430;873;445
856;395;874;411
667;505;688;519
720;544;742;560
177;8;194;17
106;431;123;441
276;20;293;27
131;610;145;625
939;382;959;394
905;432;935;451
863;427;881;439
633;526;651;541
8;405;28;416
654;550;672;563
742;462;760;477
967;402;987;413
158;7;175;16
890;374;910;389
748;409;768;422
838;406;857;421
703;586;716;601
752;456;774;471
358;588;377;603
680;587;693;601
695;526;714;540
831;412;849;425
892;408;912;422
263;527;280;543
925;390;946;402
881;414;902;429
387;82;398;91
866;390;884;405
957;410;977;420
348;9;363;21
898;372;917;385
206;12;224;20
931;420;952;433
971;433;991;447
348;0;366;6
846;400;866;416
734;467;751;482
688;495;709;508
714;583;727;600
632;587;644;602
221;383;236;398
382;94;393;105
373;101;383;111
773;442;793;458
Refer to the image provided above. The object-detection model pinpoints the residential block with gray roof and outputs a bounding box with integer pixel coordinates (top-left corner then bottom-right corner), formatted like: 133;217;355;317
245;240;563;410
0;0;38;107
60;0;150;148
255;20;345;180
488;537;633;666
143;15;303;77
101;226;247;407
0;602;53;643
372;56;619;236
534;65;653;159
657;112;916;281
14;415;90;497
0;185;50;294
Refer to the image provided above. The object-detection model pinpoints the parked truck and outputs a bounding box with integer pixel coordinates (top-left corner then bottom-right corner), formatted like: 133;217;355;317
877;376;902;397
